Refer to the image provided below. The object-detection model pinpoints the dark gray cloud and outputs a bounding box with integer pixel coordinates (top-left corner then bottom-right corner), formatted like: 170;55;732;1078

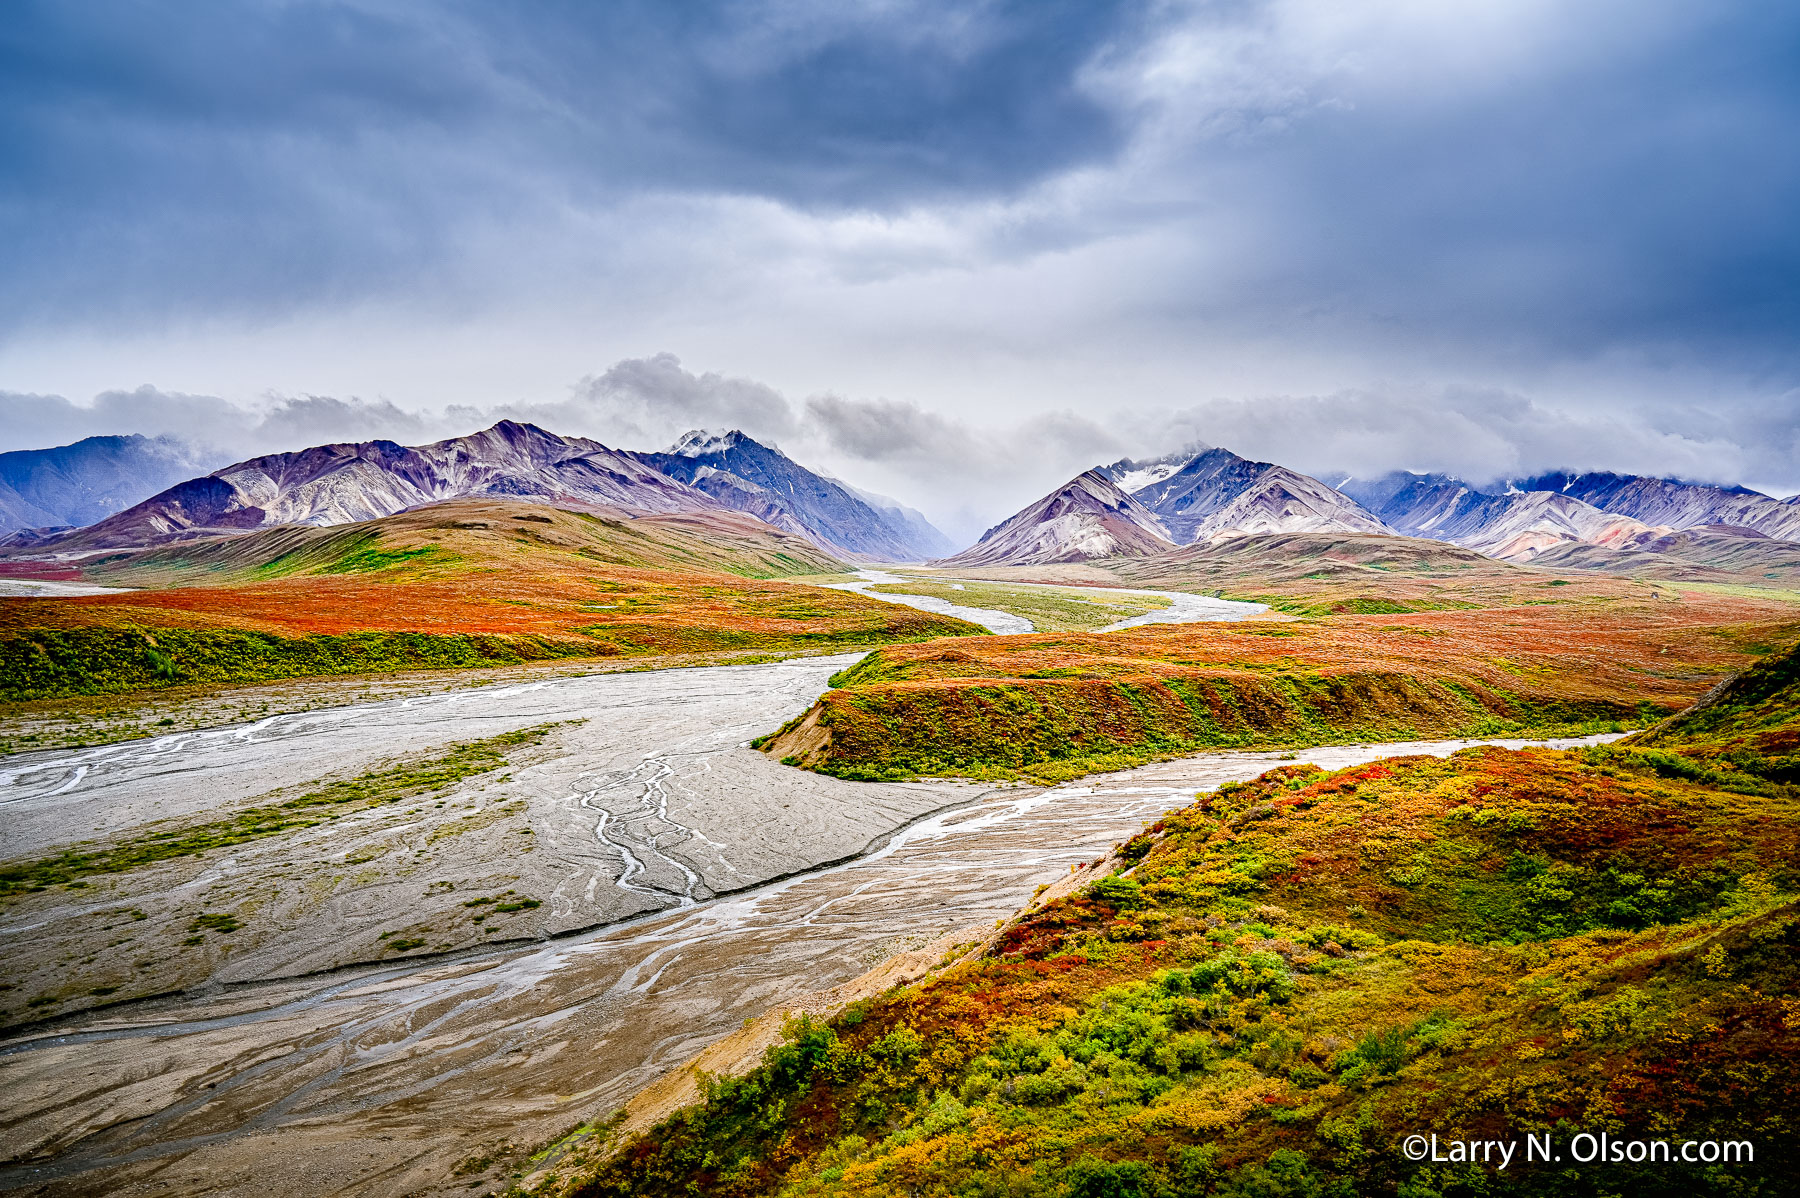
0;0;1138;330
11;0;1797;374
1177;3;1800;369
4;357;1796;555
4;2;1799;534
804;394;967;466
1149;385;1800;497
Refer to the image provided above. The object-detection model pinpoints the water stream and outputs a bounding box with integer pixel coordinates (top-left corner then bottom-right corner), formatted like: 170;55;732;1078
816;569;1267;634
818;569;1034;633
0;644;1621;1196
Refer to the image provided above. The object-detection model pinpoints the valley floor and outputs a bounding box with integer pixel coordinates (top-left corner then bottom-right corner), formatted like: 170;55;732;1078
0;656;1621;1196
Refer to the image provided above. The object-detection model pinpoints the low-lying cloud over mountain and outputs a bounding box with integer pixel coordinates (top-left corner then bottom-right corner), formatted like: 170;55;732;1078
4;358;1795;549
10;420;950;564
4;2;1797;545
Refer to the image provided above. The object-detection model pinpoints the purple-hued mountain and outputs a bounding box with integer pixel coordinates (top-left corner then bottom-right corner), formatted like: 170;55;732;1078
1514;471;1800;542
631;429;951;561
940;448;1394;567
936;470;1175;568
4;421;952;564
24;421;710;552
0;434;220;537
1101;448;1393;544
1342;469;1800;562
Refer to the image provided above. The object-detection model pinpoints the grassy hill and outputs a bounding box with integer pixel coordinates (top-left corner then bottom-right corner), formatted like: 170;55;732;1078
1529;529;1800;588
79;499;847;584
1628;639;1800;784
761;593;1800;782
547;643;1800;1198
947;533;1651;617
0;500;981;702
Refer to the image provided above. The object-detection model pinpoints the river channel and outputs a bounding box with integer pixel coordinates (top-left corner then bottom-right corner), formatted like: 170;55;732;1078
815;570;1269;633
0;651;1615;1197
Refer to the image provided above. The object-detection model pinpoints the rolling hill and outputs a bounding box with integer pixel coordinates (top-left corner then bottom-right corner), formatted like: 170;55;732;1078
0;499;981;702
552;641;1800;1198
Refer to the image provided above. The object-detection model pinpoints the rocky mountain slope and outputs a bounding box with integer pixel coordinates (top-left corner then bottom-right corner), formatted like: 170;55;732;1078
631;429;950;561
0;434;218;537
1104;447;1392;544
19;421;713;551
1521;469;1800;540
936;471;1174;568
1353;474;1652;561
1528;523;1800;584
1345;468;1800;565
8;422;953;565
939;448;1392;568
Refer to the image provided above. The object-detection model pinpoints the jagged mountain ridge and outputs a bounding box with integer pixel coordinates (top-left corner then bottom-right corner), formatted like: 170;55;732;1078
1516;470;1800;541
631;429;950;562
1341;472;1650;561
941;448;1391;569
1344;468;1800;564
1102;448;1393;544
0;434;220;536
936;471;1175;568
7;422;955;564
26;421;714;552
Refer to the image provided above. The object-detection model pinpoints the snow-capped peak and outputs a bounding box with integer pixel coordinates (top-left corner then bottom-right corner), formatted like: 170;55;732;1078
668;429;745;457
1100;447;1207;496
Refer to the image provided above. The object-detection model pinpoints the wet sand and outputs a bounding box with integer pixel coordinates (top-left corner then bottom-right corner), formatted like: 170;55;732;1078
0;653;1618;1196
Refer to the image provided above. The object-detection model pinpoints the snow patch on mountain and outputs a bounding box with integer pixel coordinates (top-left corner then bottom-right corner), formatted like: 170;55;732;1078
936;471;1175;568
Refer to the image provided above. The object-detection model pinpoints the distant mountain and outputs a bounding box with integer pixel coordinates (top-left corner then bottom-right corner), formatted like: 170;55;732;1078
1342;473;1652;561
1441;492;1652;561
1102;448;1393;543
1528;524;1800;585
0;434;219;536
20;421;721;552
1343;468;1800;564
936;471;1174;568
1515;471;1800;541
838;480;957;561
631;429;951;561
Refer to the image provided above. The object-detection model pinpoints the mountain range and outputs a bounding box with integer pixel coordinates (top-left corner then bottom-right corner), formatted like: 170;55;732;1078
3;420;1796;582
634;430;953;560
939;447;1800;574
1340;469;1800;565
1;422;949;563
1101;448;1392;543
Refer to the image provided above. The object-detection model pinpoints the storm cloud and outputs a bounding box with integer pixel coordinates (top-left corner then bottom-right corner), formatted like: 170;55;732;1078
2;0;1797;538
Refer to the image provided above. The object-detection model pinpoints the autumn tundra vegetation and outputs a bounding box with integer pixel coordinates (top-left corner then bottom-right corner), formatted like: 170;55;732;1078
760;588;1798;783
541;639;1800;1198
0;500;980;703
5;495;1799;1196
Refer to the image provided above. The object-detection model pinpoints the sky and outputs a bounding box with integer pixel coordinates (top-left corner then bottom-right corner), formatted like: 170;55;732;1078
3;0;1798;543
